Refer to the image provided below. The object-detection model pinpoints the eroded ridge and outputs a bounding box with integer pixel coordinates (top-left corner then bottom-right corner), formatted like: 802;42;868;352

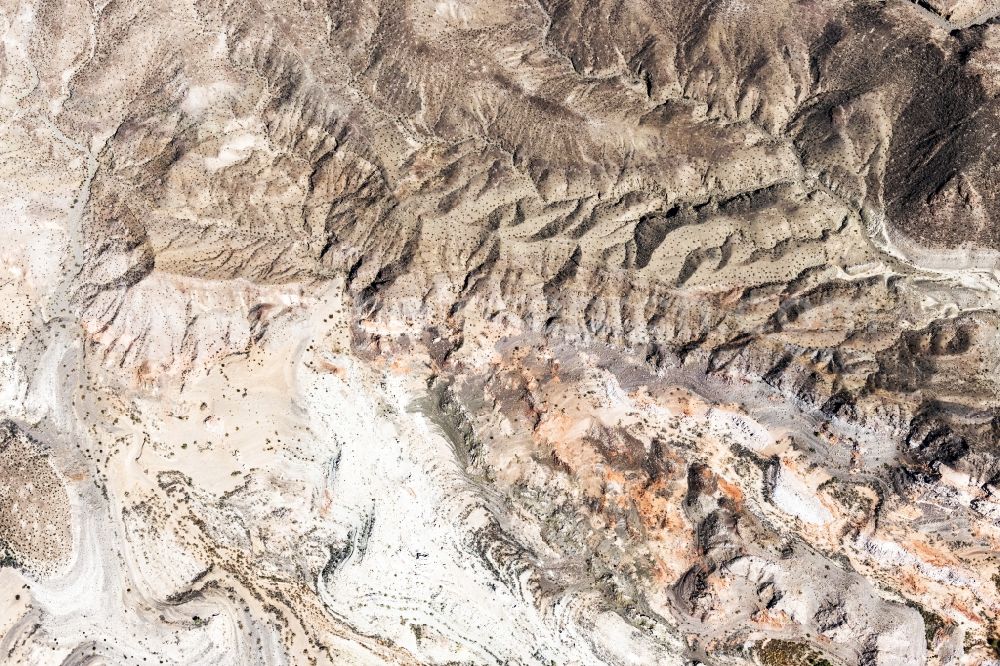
0;0;998;664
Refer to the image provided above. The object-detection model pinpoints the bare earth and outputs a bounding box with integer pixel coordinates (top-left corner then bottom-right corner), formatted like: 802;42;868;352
0;0;999;664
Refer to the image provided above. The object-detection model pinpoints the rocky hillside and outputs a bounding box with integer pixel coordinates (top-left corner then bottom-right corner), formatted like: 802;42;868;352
0;0;998;663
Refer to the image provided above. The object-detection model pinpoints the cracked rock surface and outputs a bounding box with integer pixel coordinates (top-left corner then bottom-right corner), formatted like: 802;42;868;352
0;0;999;663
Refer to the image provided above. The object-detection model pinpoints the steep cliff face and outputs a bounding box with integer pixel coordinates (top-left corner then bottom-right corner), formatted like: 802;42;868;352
0;0;999;664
